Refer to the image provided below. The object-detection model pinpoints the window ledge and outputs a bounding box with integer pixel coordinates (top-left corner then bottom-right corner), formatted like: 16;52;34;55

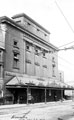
13;67;19;69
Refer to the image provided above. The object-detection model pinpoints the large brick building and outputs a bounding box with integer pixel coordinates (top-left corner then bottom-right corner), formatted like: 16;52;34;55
0;13;73;104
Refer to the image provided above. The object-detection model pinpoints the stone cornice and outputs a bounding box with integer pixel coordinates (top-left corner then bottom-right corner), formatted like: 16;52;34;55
0;16;58;51
12;13;50;34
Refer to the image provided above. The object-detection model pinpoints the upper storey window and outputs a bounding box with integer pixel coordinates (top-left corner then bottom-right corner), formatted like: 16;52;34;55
27;22;31;26
35;46;41;56
52;57;55;63
42;49;48;58
37;28;40;31
26;45;29;51
13;52;19;69
13;40;19;49
26;41;32;52
0;50;3;62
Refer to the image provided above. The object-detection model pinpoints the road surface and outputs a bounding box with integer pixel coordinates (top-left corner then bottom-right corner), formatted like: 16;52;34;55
0;100;74;120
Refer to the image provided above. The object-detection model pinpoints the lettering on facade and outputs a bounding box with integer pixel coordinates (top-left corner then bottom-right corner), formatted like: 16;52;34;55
5;71;16;76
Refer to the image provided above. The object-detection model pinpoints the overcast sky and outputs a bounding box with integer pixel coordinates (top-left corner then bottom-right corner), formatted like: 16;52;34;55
1;0;74;84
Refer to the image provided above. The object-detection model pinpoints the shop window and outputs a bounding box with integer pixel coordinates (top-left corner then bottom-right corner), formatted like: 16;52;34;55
13;52;19;69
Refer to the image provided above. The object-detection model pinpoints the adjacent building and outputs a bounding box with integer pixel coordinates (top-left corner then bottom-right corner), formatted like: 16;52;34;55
0;13;73;104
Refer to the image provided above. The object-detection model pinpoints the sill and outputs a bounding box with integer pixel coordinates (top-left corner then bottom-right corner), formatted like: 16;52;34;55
13;67;19;69
35;62;40;66
26;60;31;64
43;65;47;68
35;53;39;56
52;75;56;77
13;45;19;49
43;56;47;59
26;49;31;53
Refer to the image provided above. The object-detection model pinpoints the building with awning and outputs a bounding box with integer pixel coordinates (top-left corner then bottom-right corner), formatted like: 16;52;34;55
0;13;73;104
5;75;73;104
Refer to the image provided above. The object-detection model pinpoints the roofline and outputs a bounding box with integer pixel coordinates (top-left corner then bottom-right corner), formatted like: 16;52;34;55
12;13;50;34
0;16;58;51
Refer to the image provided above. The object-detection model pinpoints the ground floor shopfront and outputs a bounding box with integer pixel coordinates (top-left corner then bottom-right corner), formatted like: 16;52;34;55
3;75;73;104
5;86;65;104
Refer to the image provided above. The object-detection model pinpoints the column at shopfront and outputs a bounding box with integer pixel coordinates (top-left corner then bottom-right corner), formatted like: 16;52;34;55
61;89;63;101
45;88;47;103
27;87;32;104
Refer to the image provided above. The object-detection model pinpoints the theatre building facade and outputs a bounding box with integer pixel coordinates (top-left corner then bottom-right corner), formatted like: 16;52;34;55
0;13;73;104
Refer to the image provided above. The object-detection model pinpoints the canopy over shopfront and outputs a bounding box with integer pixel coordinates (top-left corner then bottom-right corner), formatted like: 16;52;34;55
5;76;74;104
6;76;73;90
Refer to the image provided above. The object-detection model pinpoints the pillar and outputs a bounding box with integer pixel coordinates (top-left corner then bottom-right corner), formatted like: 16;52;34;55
61;89;63;101
27;87;29;104
45;88;47;103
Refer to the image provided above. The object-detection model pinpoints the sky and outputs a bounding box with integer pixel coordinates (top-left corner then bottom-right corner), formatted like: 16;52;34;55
0;0;74;84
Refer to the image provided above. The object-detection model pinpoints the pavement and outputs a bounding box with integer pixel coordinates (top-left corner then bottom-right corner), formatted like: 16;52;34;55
0;99;72;109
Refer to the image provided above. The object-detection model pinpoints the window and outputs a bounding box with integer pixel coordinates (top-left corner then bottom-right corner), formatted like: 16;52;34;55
13;52;19;69
26;41;32;52
43;52;45;57
27;22;31;25
37;28;40;31
0;51;2;61
42;49;47;58
44;34;47;36
26;45;29;51
13;40;19;48
35;46;41;55
35;49;39;55
52;57;55;63
60;73;62;81
52;64;56;77
0;65;2;78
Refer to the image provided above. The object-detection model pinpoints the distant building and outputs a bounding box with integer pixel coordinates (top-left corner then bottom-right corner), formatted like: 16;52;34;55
0;13;73;104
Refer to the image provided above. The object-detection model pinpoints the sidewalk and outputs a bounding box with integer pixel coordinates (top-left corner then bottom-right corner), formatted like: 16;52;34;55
0;100;73;110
